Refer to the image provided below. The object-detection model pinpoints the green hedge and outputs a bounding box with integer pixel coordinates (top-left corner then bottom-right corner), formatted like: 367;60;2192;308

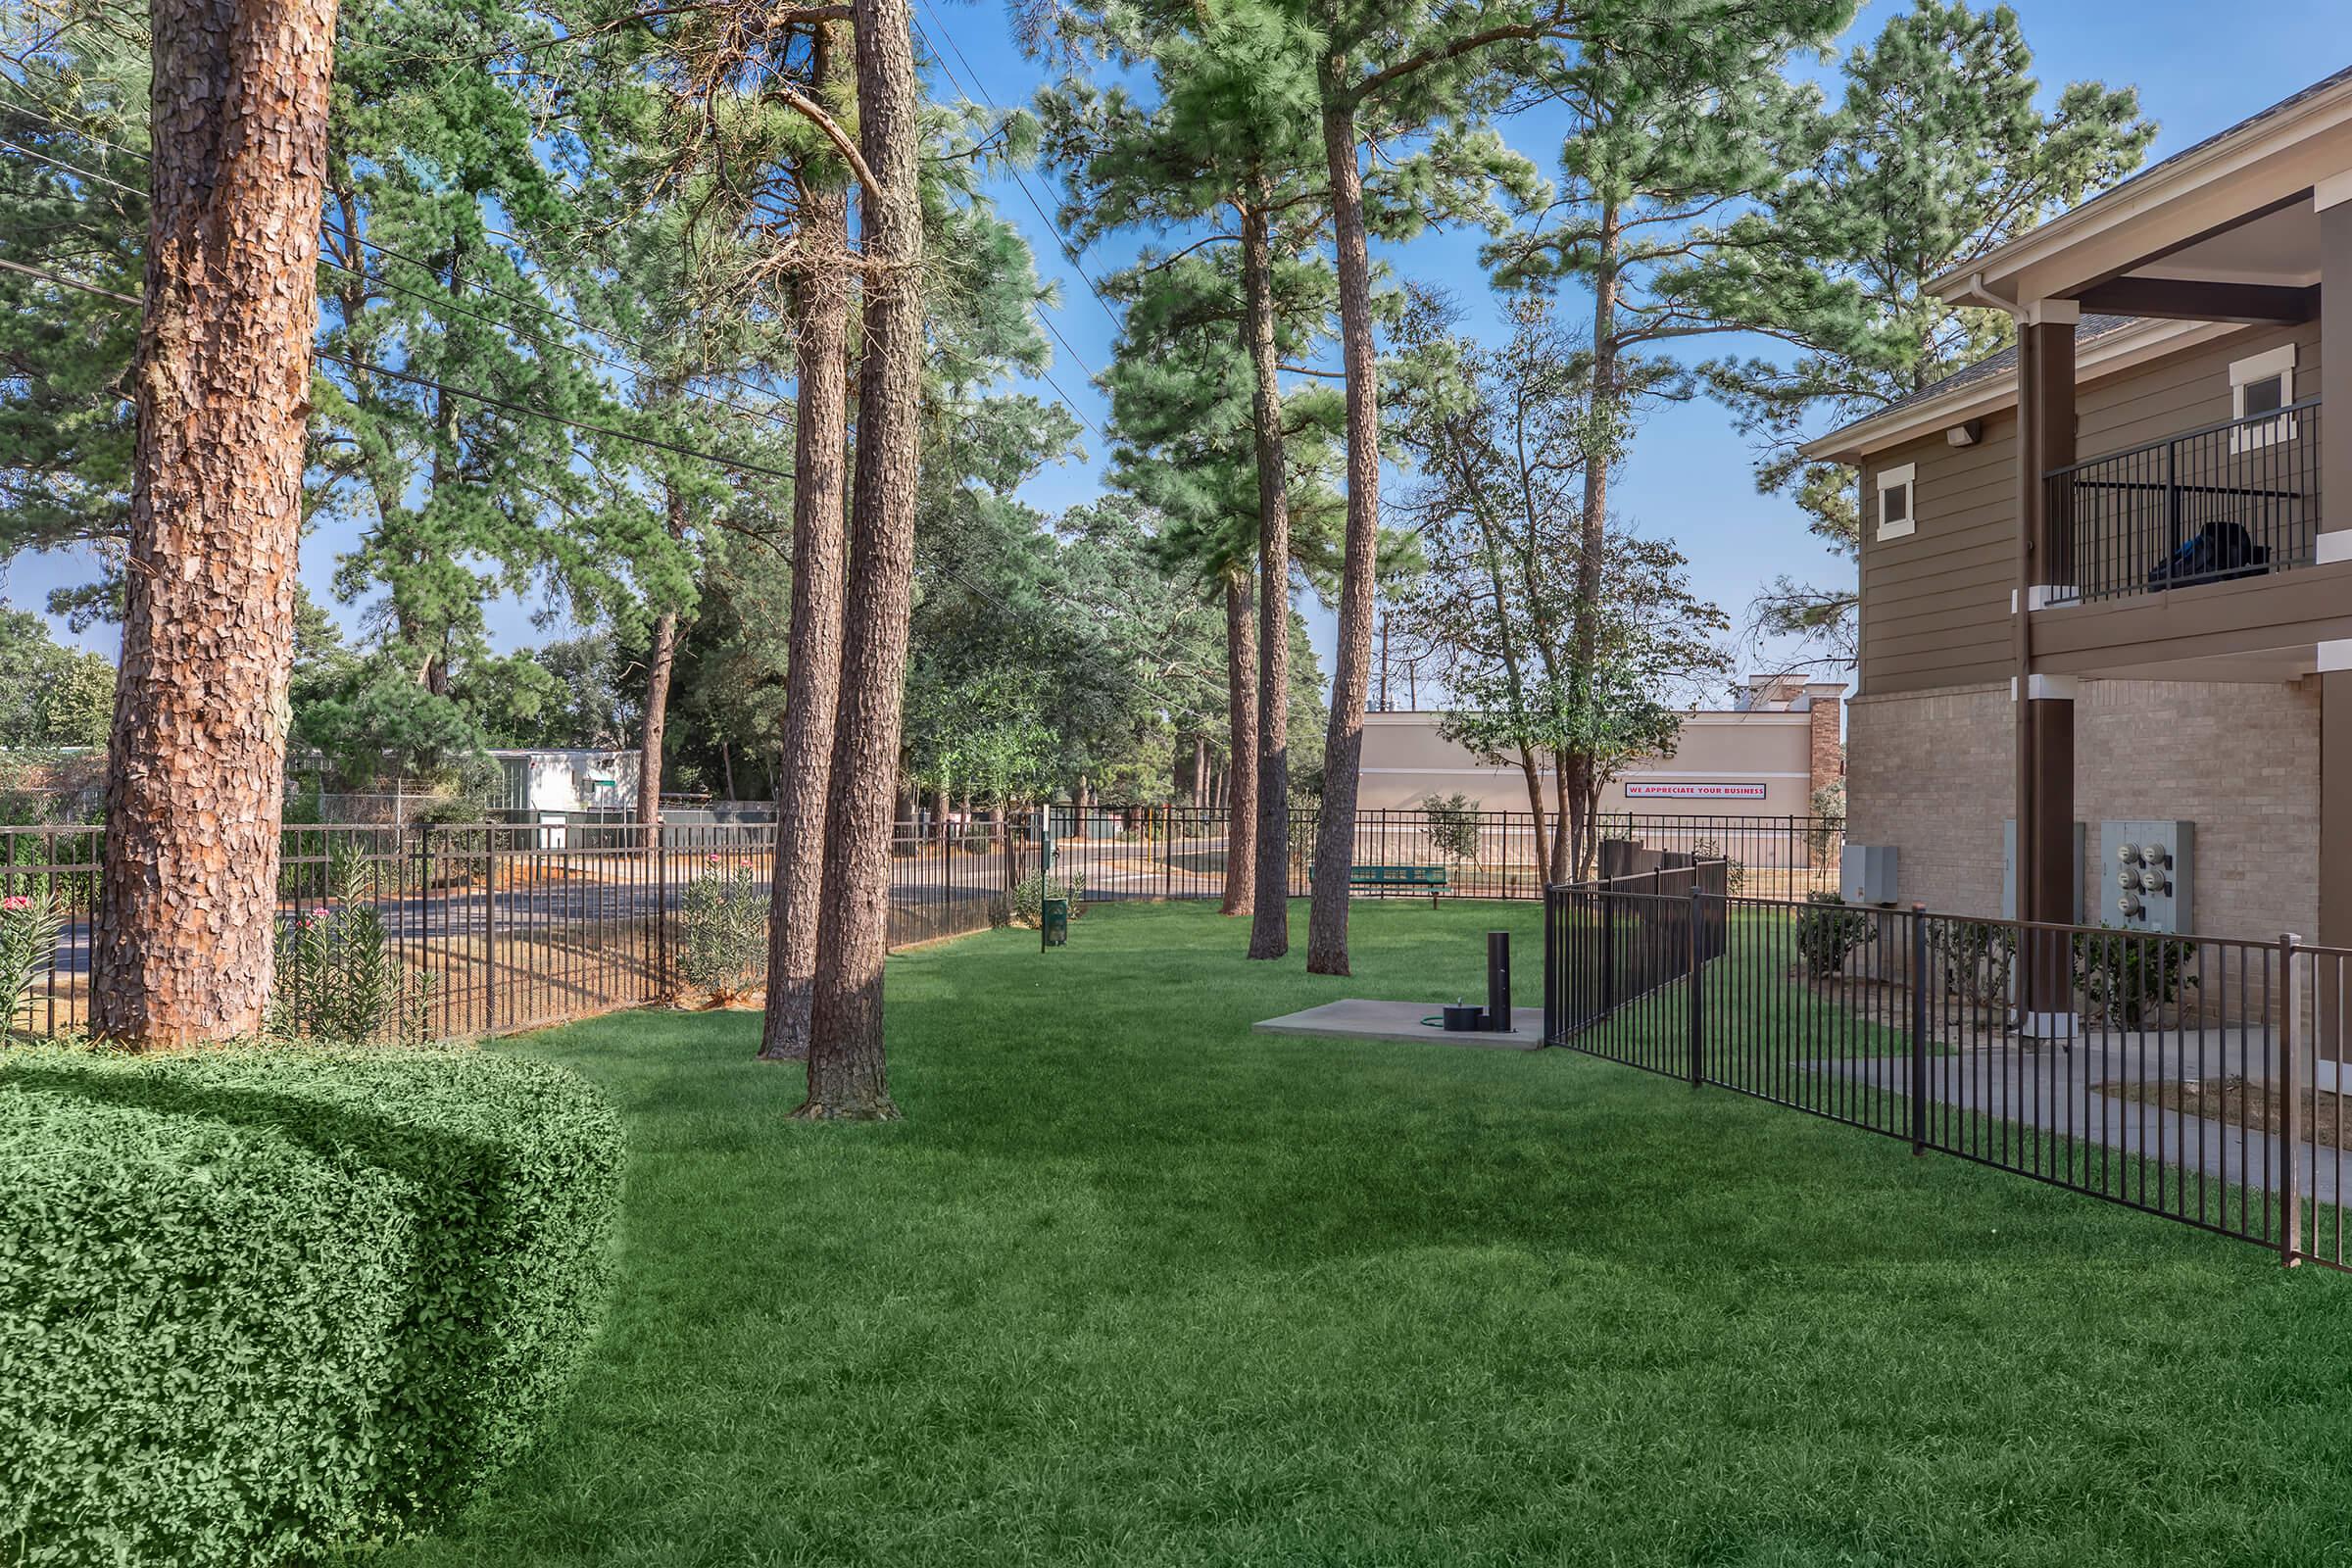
0;1045;624;1567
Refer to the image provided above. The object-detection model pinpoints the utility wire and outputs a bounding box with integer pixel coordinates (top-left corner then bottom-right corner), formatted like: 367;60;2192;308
910;0;1122;334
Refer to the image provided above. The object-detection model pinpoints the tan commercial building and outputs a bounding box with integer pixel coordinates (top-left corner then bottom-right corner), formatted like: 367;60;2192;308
1798;69;2352;1030
1357;675;1846;817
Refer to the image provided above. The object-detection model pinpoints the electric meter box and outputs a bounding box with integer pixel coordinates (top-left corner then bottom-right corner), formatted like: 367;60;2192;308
1839;845;1898;906
2097;820;2194;934
2001;820;2086;923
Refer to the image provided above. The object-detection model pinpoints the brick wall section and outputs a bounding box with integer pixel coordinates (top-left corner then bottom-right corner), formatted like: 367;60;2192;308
1847;678;2320;941
1847;684;2014;916
1805;692;1843;804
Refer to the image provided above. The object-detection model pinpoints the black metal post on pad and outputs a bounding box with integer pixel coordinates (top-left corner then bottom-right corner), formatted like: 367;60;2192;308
1486;930;1511;1032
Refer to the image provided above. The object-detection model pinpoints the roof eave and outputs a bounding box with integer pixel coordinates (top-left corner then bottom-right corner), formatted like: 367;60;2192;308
1797;317;2239;465
1924;70;2352;307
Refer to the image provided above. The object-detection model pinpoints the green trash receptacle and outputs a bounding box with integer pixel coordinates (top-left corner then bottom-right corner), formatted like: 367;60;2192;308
1041;897;1069;950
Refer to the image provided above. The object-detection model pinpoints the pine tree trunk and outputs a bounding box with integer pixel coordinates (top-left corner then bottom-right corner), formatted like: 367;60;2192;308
638;606;678;828
1221;565;1257;916
90;0;336;1046
760;21;854;1064
1241;196;1293;959
1306;86;1380;978
800;0;921;1118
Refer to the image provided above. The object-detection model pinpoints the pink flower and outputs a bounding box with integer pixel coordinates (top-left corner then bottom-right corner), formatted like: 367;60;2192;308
0;896;30;912
310;906;332;921
707;854;723;865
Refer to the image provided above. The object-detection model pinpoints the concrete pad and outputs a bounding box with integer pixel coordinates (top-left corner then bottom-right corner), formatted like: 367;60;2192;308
1253;999;1547;1052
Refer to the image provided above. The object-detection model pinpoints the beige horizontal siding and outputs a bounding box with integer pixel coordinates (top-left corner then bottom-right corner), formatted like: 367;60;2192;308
1858;318;2325;697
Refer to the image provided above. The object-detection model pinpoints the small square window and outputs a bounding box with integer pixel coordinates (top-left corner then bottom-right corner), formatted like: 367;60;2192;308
2230;345;2297;452
2240;373;2286;419
1876;463;1917;541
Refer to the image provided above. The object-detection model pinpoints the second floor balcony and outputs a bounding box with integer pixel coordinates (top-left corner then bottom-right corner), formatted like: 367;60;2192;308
2043;396;2323;606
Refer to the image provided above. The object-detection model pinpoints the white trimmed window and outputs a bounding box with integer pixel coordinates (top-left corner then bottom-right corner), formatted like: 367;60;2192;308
1875;463;1917;542
2230;343;2297;452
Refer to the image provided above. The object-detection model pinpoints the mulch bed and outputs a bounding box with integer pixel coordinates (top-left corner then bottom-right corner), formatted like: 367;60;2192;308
2099;1076;2350;1150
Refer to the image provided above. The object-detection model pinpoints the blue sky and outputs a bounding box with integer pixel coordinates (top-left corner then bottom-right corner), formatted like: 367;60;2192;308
11;0;2350;699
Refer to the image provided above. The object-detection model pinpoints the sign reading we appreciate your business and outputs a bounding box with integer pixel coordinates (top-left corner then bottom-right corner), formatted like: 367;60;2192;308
1622;780;1770;801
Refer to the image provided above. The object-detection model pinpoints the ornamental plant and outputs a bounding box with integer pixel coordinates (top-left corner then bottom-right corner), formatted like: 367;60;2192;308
0;888;63;1037
677;858;765;1004
269;857;434;1046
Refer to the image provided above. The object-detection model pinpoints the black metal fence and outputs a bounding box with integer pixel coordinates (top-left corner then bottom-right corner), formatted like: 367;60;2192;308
0;806;1840;1047
1544;879;2350;1271
1038;807;1841;906
0;820;1019;1043
2046;397;2321;604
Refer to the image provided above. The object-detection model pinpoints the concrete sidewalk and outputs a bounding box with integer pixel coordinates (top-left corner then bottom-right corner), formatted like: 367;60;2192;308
1814;1029;2346;1204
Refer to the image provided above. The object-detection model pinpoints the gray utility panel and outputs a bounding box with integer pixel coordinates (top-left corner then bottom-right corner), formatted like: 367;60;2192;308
1839;844;1898;906
2096;819;2194;934
2001;820;2085;924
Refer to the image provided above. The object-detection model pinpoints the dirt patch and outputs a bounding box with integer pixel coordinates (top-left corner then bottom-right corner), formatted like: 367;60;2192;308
2100;1076;2350;1150
1791;965;2005;1047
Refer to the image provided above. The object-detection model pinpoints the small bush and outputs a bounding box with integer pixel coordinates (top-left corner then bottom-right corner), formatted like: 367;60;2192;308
1421;793;1481;865
1794;891;1874;978
678;858;766;1003
269;858;434;1046
1007;867;1086;928
0;887;63;1036
0;1045;624;1566
2074;930;2198;1028
1689;837;1746;897
1932;918;2013;1012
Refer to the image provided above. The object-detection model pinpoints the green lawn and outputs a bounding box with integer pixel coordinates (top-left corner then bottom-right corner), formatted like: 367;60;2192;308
388;900;2348;1568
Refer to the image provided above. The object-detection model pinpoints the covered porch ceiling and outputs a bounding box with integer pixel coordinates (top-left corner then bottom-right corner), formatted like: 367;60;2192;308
2066;196;2323;324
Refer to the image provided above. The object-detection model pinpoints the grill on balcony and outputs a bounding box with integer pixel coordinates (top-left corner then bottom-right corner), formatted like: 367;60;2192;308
2042;397;2321;604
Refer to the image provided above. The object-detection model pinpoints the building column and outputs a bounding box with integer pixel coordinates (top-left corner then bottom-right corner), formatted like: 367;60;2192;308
2015;302;2079;1037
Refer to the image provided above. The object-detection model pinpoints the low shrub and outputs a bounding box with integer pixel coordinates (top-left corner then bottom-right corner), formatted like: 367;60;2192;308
0;887;63;1036
1794;891;1874;978
0;1045;624;1566
1006;867;1086;928
678;858;766;1003
269;857;434;1046
2074;929;2199;1028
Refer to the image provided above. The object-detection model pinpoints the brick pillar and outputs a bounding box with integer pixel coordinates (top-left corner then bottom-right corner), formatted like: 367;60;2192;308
1803;683;1844;805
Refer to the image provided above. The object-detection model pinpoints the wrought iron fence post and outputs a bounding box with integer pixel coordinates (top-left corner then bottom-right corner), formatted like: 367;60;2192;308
655;820;671;999
1687;883;1704;1088
1910;904;1929;1156
482;826;498;1036
1542;884;1557;1045
2279;932;2302;1269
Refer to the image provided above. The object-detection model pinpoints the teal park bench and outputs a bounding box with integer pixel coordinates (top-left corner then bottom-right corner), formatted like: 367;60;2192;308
1348;863;1448;905
1348;863;1447;889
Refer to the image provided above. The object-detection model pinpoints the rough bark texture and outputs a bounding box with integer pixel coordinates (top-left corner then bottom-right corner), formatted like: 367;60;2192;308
1305;89;1380;977
90;0;337;1046
1221;565;1258;916
637;605;679;829
760;22;854;1065
799;0;921;1119
1241;201;1294;959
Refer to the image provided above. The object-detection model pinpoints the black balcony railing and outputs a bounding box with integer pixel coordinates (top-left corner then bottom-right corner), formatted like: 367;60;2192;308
2043;397;2321;604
